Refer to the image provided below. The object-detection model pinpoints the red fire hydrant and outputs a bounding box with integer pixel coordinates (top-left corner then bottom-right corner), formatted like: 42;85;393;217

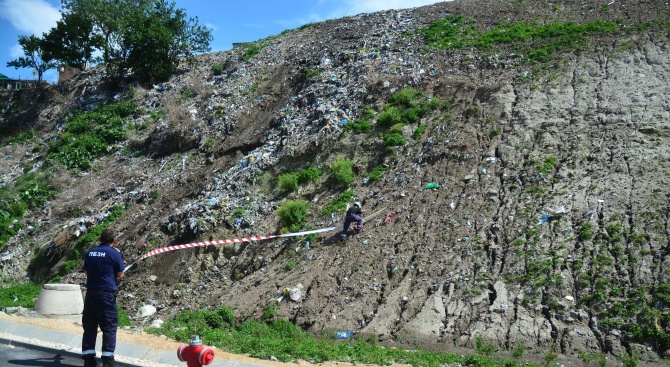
177;335;215;367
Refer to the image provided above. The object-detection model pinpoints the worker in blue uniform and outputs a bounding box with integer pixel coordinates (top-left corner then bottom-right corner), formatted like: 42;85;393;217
340;202;364;242
81;229;125;367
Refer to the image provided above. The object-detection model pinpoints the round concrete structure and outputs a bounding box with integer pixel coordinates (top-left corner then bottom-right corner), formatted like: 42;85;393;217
34;284;84;319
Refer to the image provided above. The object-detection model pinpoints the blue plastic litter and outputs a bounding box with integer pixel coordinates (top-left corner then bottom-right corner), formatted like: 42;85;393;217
334;331;355;339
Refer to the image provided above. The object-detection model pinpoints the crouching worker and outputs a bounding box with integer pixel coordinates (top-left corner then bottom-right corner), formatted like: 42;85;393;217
340;202;364;242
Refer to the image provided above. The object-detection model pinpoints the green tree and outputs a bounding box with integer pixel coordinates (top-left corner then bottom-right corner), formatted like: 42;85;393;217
122;0;212;83
41;11;101;70
60;0;211;84
6;35;56;82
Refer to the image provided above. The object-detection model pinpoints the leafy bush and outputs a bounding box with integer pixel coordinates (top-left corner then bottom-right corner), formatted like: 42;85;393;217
276;200;310;230
320;190;355;216
384;133;406;147
580;222;593;240
388;123;404;134
377;106;402;127
118;305;132;327
296;167;323;184
413;123;427;139
343;119;371;134
0;282;41;309
15;172;56;209
241;43;265;61
388;87;423;109
278;173;299;192
212;64;224;75
48;100;136;171
330;159;356;186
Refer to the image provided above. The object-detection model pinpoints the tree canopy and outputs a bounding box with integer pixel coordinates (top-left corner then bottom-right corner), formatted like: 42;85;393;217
39;0;212;85
6;35;56;82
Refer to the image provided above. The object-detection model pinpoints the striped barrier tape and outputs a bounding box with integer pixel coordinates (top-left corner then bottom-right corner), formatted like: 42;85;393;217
124;226;338;272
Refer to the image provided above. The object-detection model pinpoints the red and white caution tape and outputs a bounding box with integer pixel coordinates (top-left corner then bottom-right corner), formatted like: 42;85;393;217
124;226;337;272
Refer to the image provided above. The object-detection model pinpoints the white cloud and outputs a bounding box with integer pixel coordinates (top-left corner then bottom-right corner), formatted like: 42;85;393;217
0;0;60;36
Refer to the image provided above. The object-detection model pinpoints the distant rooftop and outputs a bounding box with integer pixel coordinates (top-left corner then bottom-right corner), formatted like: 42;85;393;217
0;73;10;81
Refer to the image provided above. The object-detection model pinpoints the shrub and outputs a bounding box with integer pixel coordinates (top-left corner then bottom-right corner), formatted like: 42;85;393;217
378;106;402;127
278;173;299;192
276;200;310;230
241;43;265;61
580;222;593;240
296;167;323;184
388;87;422;109
15;171;56;209
330;159;356;186
413;124;427;139
384;133;406;147
401;107;422;124
212;64;224;75
320;190;355;216
343;119;371;134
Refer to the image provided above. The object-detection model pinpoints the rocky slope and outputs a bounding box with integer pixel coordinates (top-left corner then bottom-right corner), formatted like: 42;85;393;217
1;0;670;363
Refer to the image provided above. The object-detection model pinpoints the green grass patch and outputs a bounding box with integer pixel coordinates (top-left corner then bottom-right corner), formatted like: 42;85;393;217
149;306;535;366
0;282;42;309
384;133;406;147
330;159;356;186
240;43;266;61
343;119;371;134
118;305;132;327
48;100;136;171
320;190;355;216
418;15;624;63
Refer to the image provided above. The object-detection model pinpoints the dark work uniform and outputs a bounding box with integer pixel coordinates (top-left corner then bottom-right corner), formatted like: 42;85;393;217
340;205;363;241
82;243;124;359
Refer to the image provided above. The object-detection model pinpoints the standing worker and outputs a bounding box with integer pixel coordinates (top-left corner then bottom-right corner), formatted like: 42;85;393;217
81;229;125;367
340;202;364;242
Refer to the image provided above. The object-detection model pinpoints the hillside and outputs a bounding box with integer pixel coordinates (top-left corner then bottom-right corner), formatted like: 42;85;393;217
1;0;670;363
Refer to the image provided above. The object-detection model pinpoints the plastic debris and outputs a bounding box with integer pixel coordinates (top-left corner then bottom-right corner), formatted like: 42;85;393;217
425;182;439;189
546;206;568;216
334;331;355;339
539;213;550;224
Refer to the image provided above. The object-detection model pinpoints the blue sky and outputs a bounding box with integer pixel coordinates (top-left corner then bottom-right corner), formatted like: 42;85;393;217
0;0;444;83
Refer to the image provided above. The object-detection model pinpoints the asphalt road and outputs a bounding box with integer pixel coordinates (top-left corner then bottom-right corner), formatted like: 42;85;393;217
0;343;82;366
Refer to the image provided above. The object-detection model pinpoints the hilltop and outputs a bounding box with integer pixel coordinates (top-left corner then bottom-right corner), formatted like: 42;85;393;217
1;0;670;364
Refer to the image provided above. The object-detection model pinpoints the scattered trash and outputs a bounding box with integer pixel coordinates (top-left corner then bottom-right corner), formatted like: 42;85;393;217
426;182;439;189
546;206;568;216
484;157;497;164
538;213;550;224
334;331;355;339
384;210;401;225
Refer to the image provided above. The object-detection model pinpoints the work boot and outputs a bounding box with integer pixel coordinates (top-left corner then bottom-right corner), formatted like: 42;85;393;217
339;234;346;242
101;356;114;367
82;355;97;367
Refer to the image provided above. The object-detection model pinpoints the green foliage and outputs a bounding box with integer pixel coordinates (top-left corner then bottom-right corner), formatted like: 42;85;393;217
377;106;402;127
7;130;35;143
511;344;525;359
231;208;245;219
320;190;355;216
14;171;57;209
330;159;356;186
283;261;296;271
580;222;593;240
6;34;56;82
48;100;136;171
241;43;265;61
278;173;299;192
413;124;427;139
118;305;131;327
41;11;99;69
343;119;371;134
538;157;557;173
388;123;404;134
303;67;321;81
212;64;224;75
276;200;309;231
368;166;387;183
0;282;42;309
296;167;323;184
474;336;496;357
384;133;406;147
489;128;501;138
148;308;515;366
61;0;211;84
418;15;621;64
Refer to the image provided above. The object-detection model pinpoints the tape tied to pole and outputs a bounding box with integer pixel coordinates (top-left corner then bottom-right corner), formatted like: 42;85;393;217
124;226;337;272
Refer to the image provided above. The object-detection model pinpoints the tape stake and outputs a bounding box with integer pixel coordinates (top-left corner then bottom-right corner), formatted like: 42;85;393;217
124;226;337;272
